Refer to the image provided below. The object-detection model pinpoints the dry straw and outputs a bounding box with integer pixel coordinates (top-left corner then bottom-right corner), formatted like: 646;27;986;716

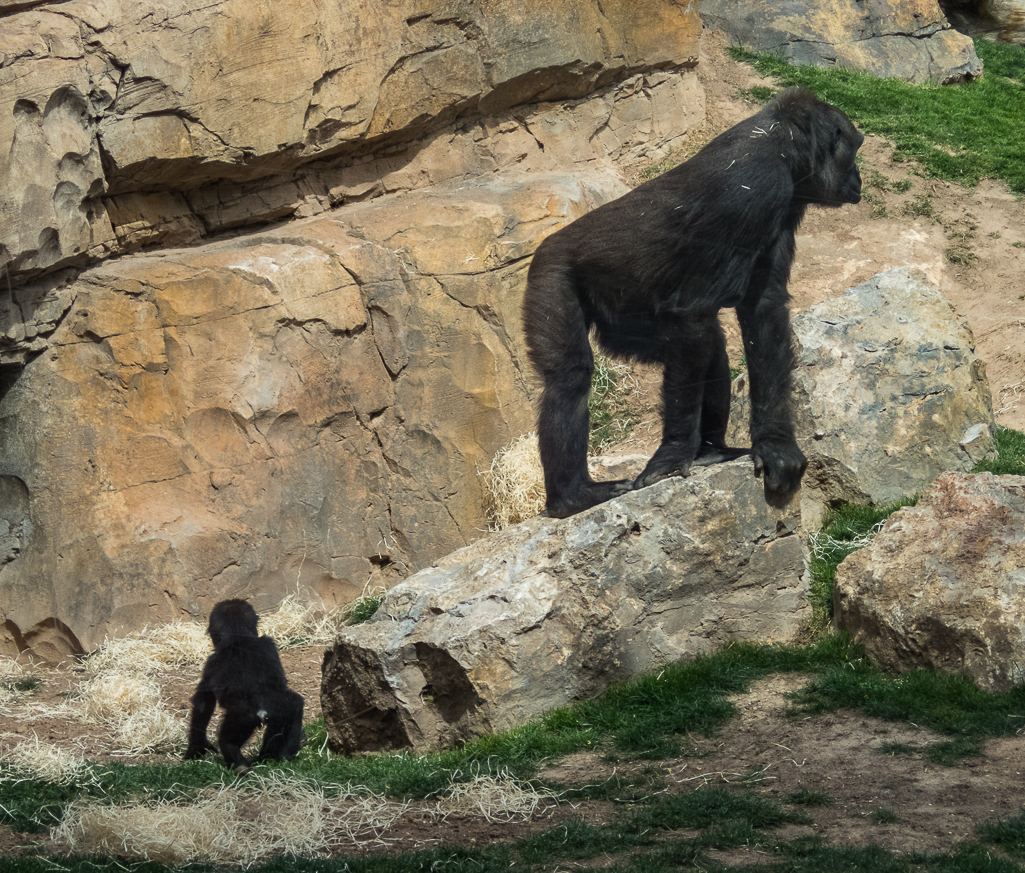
0;657;28;710
432;769;559;822
53;770;559;865
53;771;410;865
78;672;185;755
0;734;90;785
84;621;211;675
0;657;24;679
482;431;546;530
259;593;380;647
256;594;350;648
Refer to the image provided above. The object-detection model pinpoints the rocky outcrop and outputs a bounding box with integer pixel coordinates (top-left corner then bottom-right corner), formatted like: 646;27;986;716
701;0;982;84
0;171;634;656
941;0;1025;45
321;459;805;754
0;0;701;290
834;472;1025;691
729;268;997;530
0;1;706;654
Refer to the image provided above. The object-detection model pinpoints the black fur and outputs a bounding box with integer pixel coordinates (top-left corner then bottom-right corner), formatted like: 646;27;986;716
184;599;304;772
522;87;863;518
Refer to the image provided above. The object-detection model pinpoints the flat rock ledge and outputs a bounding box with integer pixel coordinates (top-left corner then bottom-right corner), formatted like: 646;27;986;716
321;459;806;754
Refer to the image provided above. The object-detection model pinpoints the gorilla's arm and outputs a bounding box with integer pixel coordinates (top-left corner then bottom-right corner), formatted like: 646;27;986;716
184;668;218;759
736;231;807;494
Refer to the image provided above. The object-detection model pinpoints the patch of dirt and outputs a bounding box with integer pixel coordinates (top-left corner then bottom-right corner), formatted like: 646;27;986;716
540;673;1025;862
2;27;1024;867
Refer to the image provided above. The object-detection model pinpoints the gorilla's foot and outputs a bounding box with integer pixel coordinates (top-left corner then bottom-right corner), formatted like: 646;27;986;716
693;442;751;467
633;443;696;490
633;464;689;490
545;479;632;518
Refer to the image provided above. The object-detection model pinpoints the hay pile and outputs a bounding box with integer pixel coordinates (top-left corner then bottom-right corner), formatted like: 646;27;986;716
0;734;90;785
54;771;559;865
482;431;546;529
54;771;409;865
0;657;30;710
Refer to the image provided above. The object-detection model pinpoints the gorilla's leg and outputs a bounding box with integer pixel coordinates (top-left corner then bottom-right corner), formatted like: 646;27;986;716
525;266;631;518
256;690;305;762
217;705;261;772
537;352;631;517
737;293;807;494
634;320;710;490
184;683;218;760
635;316;747;489
693;322;749;467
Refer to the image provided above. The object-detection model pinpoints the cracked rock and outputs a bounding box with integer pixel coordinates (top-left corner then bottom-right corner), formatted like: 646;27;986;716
730;268;998;530
701;0;981;84
835;471;1025;691
0;0;701;287
322;460;805;753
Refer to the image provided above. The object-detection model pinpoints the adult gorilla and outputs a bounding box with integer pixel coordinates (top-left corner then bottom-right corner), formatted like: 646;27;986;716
523;87;863;518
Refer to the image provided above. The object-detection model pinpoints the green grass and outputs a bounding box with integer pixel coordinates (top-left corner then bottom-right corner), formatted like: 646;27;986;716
972;425;1025;476
980;811;1025;858
588;353;639;453
1;676;40;693
729;39;1025;194
346;594;383;624
2;845;1023;873
787;787;833;807
792;661;1025;752
807;496;918;626
518;787;808;861
0;758;229;832
870;807;899;824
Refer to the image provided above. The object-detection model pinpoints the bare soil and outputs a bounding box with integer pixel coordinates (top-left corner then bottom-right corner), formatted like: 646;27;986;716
1;28;1023;867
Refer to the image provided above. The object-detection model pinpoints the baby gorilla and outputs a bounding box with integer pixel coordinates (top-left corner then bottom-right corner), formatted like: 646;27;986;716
184;598;304;773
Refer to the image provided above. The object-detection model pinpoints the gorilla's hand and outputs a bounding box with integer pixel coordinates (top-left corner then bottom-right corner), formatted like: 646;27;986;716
752;440;807;495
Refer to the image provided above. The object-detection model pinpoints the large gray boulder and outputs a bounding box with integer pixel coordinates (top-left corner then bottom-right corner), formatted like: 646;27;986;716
321;459;805;753
834;472;1025;691
702;0;981;84
730;268;997;530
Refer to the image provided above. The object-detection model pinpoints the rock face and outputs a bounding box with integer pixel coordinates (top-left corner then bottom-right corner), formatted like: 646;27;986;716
941;0;1025;45
834;472;1025;691
701;0;982;84
0;171;632;655
321;459;805;754
0;0;701;290
0;2;705;653
729;268;997;530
